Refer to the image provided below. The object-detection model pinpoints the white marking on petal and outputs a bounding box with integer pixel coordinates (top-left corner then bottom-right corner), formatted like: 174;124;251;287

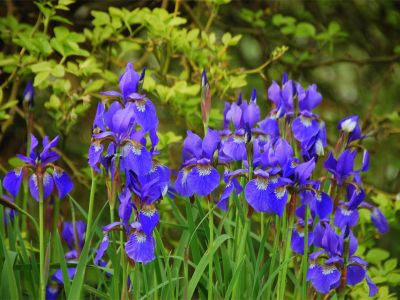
198;165;212;176
341;118;357;132
233;135;245;144
135;232;147;243
142;208;156;217
255;177;269;190
274;187;286;199
14;167;22;176
136;102;146;112
300;116;312;128
43;172;52;185
94;143;102;152
129;143;142;155
316;140;324;156
341;207;353;216
322;265;337;275
315;193;322;202
162;185;168;196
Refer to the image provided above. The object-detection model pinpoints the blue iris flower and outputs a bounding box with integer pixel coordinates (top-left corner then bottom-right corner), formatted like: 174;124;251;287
101;63;158;131
3;134;73;201
308;223;377;296
175;129;221;197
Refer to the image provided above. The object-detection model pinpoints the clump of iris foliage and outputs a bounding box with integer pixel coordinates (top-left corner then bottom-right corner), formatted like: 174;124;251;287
0;59;390;300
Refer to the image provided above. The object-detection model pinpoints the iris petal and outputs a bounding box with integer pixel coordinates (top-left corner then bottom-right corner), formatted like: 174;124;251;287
29;173;54;201
125;231;155;264
3;168;23;198
139;207;160;236
53;169;73;199
187;165;220;196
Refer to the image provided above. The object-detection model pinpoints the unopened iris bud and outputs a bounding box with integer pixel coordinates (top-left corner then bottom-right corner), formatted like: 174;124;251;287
201;69;211;127
22;81;34;108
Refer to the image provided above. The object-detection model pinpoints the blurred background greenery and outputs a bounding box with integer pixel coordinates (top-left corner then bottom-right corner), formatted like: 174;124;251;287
0;0;399;297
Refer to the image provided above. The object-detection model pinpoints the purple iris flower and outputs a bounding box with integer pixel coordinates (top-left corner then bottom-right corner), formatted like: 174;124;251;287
308;223;377;296
267;74;295;117
95;166;168;267
95;220;157;265
244;169;288;216
89;101;153;176
175;129;220;197
101;63;158;131
3;134;73;201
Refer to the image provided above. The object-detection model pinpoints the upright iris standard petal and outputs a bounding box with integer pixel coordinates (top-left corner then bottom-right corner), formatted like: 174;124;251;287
29;173;54;201
3;168;23;198
258;117;279;139
122;143;152;176
125;231;155;264
110;105;135;136
119;63;141;100
295;157;315;184
182;131;202;161
53;169;73;199
139;206;160;236
310;265;341;294
336;150;356;181
187;163;220;196
315;192;333;219
298;84;322;111
225;103;243;129
202;129;220;160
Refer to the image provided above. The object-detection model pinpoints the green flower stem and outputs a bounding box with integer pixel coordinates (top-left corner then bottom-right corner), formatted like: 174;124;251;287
121;229;128;300
22;180;29;233
38;173;45;300
22;130;31;233
85;169;97;245
277;193;297;300
339;235;350;299
207;196;214;300
301;205;309;300
52;195;60;261
265;215;281;300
